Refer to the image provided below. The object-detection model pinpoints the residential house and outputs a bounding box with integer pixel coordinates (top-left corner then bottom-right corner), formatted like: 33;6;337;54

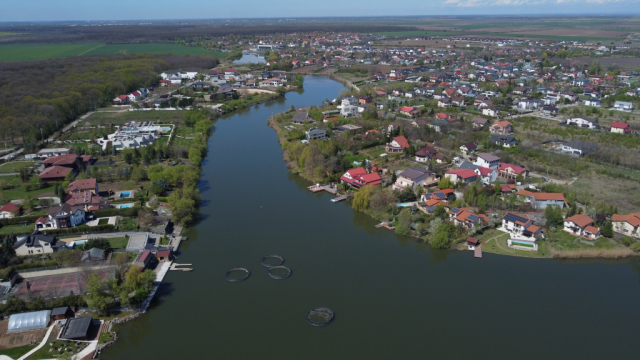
501;212;542;250
65;191;108;211
386;136;410;153
428;120;448;133
421;188;455;202
610;122;631;134
133;250;158;269
415;147;437;163
489;135;517;148
341;105;359;117
438;98;452;108
490;120;513;135
612;213;640;238
67;179;98;194
340;168;382;189
614;101;633;111
81;248;106;263
584;99;601;107
561;141;596;156
42;154;81;169
0;203;20;218
459;142;477;154
13;231;65;256
563;214;600;239
36;148;71;158
474;153;500;170
542;105;558;116
449;207;486;228
359;96;372;104
444;169;477;184
566;117;598;129
35;203;86;230
471;117;489;128
291;112;312;124
528;193;565;209
392;167;439;190
400;106;419;117
498;163;528;182
38;166;74;182
306;128;327;140
417;199;447;214
482;107;500;117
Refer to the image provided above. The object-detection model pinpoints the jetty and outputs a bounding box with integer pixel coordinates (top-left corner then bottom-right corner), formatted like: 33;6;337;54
331;192;354;203
170;263;193;271
308;184;338;195
474;247;483;258
375;222;396;230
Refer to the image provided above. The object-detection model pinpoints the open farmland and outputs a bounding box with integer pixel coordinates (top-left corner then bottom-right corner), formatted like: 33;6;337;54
82;43;226;57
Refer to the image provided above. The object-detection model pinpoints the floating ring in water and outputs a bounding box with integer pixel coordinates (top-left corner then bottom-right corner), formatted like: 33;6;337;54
225;268;251;282
306;307;335;326
267;266;292;280
260;255;284;268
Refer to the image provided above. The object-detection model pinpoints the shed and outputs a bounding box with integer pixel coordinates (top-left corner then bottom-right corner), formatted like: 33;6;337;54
51;306;73;320
59;316;92;340
8;310;51;333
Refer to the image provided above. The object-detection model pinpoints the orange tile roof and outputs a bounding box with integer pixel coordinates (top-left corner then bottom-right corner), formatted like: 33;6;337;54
584;225;600;234
565;214;594;228
612;214;640;227
531;193;565;201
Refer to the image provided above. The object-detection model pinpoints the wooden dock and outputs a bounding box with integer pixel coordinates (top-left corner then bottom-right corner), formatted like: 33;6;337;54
331;192;353;203
474;247;482;258
308;184;338;195
375;222;396;230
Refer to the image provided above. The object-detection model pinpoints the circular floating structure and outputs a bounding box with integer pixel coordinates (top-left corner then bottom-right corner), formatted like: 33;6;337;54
267;266;292;280
224;268;251;282
306;307;335;326
260;255;284;268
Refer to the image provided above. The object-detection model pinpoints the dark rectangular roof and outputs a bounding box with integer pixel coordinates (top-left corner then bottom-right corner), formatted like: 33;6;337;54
60;316;92;340
503;212;529;224
51;306;70;316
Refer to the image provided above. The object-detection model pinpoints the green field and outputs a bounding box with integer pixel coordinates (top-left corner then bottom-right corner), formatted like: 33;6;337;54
0;43;226;62
0;344;37;359
0;42;103;62
0;161;36;174
83;43;226;57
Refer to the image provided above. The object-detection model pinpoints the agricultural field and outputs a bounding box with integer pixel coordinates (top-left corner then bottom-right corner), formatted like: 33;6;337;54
0;43;225;62
0;42;102;62
0;161;36;174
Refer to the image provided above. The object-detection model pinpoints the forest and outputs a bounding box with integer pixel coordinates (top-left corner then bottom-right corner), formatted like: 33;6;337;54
0;54;217;149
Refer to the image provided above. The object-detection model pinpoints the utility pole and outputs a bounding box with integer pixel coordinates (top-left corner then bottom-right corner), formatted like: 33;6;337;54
40;128;44;141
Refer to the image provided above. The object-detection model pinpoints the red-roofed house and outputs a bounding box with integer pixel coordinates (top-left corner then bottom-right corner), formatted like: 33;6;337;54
386;136;410;153
528;193;565;209
564;214;600;239
38;166;73;182
42;154;81;169
475;166;497;184
444;169;477;184
490;120;513;135
612;213;640;237
610;122;631;134
68;179;98;194
133;250;158;269
436;113;456;122
498;163;528;182
340;168;382;189
400;106;419;117
0;203;21;218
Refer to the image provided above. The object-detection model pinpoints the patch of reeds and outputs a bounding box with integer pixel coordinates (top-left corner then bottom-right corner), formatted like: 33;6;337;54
551;247;636;259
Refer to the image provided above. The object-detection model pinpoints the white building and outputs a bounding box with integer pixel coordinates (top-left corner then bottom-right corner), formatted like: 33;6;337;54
474;153;500;170
566;116;598;129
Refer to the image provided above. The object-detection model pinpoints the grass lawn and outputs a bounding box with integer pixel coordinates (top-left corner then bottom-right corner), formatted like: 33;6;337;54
3;185;55;202
343;152;370;165
0;223;34;235
107;237;129;249
0;161;36;174
479;231;551;258
0;174;23;187
83;43;226;58
27;332;79;360
0;344;37;358
362;146;388;159
118;218;137;231
98;218;109;225
99;332;114;344
160;236;171;246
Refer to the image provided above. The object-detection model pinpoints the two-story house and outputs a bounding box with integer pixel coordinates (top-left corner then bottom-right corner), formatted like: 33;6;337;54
528;193;565;209
612;213;640;238
474;153;500;170
306;128;327;140
490;120;513;135
386;136;410;153
13;230;65;256
563;214;601;239
392;167;439;191
340;168;382;189
35;203;86;230
501;212;542;250
444;169;477;184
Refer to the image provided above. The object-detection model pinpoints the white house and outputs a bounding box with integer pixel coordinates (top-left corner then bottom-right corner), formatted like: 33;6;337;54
612;213;640;238
474;153;500;170
566;116;598;129
584;99;601;107
127;91;141;101
341;105;359;117
482;107;500;117
614;101;633;111
563;214;600;239
501;212;542;251
35;204;86;230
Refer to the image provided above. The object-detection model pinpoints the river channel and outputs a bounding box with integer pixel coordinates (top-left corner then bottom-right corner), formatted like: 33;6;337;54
102;76;640;359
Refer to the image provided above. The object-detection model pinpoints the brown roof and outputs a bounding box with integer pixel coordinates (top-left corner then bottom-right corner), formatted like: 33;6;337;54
39;166;73;179
565;214;594;228
531;193;565;201
68;179;97;192
467;237;478;245
42;154;79;166
612;214;640;227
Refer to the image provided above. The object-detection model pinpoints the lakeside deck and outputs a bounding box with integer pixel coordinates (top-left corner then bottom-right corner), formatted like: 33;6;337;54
331;192;354;203
308;184;338;195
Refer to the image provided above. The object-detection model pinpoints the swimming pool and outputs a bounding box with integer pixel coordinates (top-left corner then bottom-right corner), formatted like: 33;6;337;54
119;191;132;198
118;204;132;208
161;127;171;131
396;203;413;207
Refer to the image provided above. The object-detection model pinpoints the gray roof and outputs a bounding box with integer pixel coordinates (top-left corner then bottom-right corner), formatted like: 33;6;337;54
490;135;516;143
291;112;310;123
51;306;70;316
60;316;92;340
477;153;500;162
458;161;479;171
399;167;431;180
13;231;62;250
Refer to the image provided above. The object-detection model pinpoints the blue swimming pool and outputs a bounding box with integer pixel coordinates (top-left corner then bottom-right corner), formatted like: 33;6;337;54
396;203;413;207
119;204;132;208
119;191;132;198
161;127;171;131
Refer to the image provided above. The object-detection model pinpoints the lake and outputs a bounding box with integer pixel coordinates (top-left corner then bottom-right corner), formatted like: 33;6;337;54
233;52;265;64
102;76;640;359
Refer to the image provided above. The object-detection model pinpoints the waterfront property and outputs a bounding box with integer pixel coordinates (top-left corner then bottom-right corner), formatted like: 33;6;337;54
393;167;439;190
563;214;601;239
500;212;542;251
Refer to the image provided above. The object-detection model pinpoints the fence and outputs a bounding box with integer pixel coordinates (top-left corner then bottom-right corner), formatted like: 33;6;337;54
15;265;70;274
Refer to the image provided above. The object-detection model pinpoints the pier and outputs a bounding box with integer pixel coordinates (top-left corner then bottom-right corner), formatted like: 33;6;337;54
308;184;338;195
375;222;396;230
170;263;193;271
331;192;353;203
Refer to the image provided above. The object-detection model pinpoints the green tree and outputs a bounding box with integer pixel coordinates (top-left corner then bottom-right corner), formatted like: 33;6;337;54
85;238;111;251
352;185;374;212
86;274;111;315
601;221;614;238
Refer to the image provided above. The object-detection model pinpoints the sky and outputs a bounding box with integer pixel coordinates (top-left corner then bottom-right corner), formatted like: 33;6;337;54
1;0;639;22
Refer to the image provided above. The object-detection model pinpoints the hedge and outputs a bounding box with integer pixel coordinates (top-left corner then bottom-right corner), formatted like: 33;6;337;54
92;206;140;218
6;224;117;237
0;215;42;226
0;260;61;280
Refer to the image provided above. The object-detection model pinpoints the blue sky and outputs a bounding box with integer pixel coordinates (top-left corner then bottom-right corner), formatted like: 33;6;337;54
1;0;639;22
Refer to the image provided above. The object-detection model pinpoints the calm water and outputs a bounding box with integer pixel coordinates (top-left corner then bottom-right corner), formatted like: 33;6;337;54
102;76;640;360
233;52;265;64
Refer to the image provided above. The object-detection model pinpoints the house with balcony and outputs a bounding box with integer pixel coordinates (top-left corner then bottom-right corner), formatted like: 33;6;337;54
490;120;513;135
35;203;86;230
501;212;542;251
528;193;565;209
340;168;382;189
474;153;500;170
498;163;528;182
13;231;65;256
421;189;455;202
415;147;437;163
392;167;439;191
444;169;477;184
563;214;601;239
385;136;410;153
612;213;640;238
449;208;487;228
